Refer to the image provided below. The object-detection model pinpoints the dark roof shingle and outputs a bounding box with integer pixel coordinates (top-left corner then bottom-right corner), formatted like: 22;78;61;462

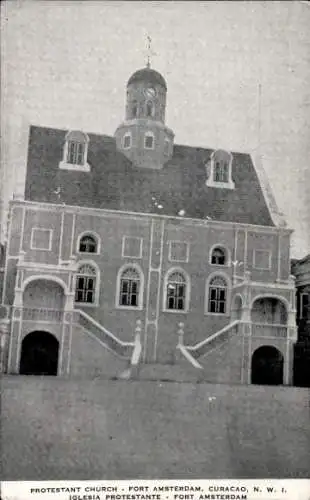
25;125;274;226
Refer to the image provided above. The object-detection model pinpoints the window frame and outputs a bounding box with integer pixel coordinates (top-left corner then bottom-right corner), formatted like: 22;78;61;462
206;150;235;190
30;227;53;251
299;292;309;320
209;244;230;267
164;138;170;156
168;241;190;263
131;100;138;118
144;132;155;150
67;140;85;166
163;268;191;314
145;100;155;118
59;130;90;172
123;132;132;150
121;236;143;259
253;249;272;270
214;160;229;183
77;232;101;255
115;263;144;311
205;272;231;316
74;261;100;307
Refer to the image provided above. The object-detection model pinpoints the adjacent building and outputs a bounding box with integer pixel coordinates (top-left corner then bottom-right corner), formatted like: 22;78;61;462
0;66;298;384
292;254;310;387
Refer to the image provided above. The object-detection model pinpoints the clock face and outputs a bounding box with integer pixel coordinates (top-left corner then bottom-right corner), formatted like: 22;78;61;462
144;87;156;98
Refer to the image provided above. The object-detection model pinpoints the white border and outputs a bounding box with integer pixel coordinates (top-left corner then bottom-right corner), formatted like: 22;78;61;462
30;227;53;251
253;249;272;270
121;236;143;259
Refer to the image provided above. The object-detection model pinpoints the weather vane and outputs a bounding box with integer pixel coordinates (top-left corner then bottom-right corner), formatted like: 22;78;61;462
146;35;156;68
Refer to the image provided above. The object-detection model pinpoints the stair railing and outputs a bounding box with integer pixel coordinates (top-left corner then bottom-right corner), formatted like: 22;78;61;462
130;319;142;367
180;320;241;360
176;322;204;369
74;308;135;358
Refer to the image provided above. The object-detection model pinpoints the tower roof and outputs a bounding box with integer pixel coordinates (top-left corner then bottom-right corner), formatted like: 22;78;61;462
127;67;167;90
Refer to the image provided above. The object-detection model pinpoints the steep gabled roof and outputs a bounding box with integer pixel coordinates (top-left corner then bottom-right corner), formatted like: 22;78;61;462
25;125;275;226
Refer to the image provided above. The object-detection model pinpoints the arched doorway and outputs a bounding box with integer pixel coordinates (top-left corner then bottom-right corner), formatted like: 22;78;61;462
251;345;284;385
19;331;59;375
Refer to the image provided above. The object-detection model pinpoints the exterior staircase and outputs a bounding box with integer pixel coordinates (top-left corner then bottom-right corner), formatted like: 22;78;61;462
181;320;241;360
72;309;142;377
74;309;135;358
136;321;241;383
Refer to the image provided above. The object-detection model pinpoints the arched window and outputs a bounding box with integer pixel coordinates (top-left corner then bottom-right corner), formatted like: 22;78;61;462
75;264;97;304
78;234;98;254
166;271;187;311
208;276;227;314
211;247;226;265
146;100;154;117
119;267;141;307
214;161;229;183
144;132;154;150
132;101;138;118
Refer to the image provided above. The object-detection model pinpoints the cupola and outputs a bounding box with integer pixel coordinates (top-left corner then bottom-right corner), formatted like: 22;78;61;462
114;65;174;169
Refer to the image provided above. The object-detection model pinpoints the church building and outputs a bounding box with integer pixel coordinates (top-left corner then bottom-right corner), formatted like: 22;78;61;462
0;65;298;385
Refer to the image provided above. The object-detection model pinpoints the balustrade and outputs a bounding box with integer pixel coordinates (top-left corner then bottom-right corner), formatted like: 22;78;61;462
252;323;287;338
21;307;64;322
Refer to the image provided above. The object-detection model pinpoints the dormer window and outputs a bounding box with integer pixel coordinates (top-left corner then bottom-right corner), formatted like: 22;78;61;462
206;150;235;189
214;161;229;183
144;132;154;150
67;141;84;165
59;130;90;172
123;132;132;150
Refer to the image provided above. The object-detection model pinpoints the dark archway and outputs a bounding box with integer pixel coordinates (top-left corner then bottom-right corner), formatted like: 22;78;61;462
19;331;59;375
251;345;284;385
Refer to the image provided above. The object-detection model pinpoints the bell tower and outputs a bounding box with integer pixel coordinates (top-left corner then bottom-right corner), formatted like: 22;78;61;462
114;62;174;169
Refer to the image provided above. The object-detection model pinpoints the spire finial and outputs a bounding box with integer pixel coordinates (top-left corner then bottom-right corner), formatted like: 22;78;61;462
146;35;153;68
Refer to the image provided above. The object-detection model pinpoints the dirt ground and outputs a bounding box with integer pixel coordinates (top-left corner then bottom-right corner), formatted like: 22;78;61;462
1;376;309;480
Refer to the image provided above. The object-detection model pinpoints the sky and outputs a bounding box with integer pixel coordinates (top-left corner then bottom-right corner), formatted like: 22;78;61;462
1;0;310;257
